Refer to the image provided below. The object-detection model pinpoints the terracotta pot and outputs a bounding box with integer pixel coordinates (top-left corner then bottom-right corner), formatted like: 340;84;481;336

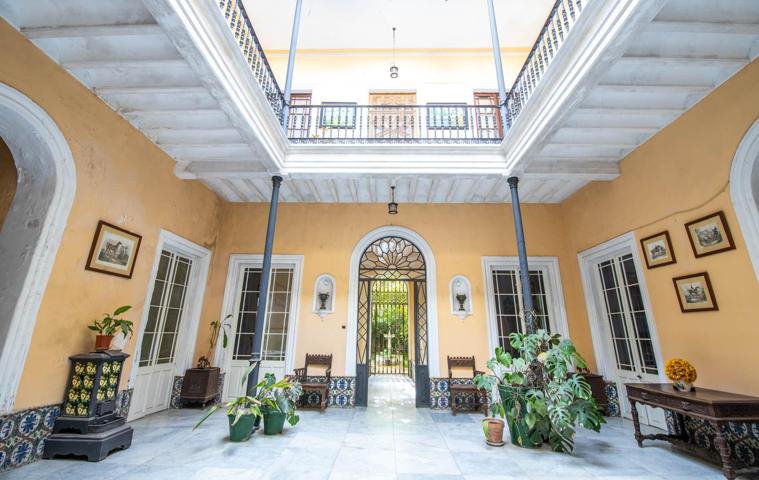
94;335;113;351
482;417;505;447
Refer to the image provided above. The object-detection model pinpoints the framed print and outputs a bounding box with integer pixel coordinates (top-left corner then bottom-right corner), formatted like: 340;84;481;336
85;221;142;278
640;231;677;269
685;211;736;258
672;272;718;313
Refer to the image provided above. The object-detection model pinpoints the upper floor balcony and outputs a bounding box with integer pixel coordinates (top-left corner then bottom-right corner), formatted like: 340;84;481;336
219;0;588;146
9;0;757;202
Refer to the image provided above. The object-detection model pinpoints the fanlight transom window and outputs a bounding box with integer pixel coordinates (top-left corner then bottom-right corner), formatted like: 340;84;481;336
359;236;426;280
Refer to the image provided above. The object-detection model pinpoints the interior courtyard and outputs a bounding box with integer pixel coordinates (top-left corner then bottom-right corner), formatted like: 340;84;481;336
1;0;759;479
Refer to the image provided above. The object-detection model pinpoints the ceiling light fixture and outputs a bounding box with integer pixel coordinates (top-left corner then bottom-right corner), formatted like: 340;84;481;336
389;27;399;79
388;185;398;215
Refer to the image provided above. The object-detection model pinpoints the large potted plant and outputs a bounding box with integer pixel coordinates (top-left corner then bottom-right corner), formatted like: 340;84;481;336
180;315;232;407
87;305;133;351
194;364;262;442
256;373;302;435
474;330;606;452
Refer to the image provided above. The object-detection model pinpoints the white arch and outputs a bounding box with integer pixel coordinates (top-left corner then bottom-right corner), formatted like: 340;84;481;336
0;83;76;413
345;225;440;377
730;118;759;282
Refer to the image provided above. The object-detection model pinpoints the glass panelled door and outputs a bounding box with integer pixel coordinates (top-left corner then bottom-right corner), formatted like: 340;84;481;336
491;268;555;354
131;250;193;420
225;265;295;400
594;253;666;429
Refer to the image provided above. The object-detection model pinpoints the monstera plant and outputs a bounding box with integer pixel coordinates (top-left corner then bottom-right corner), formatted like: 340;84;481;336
474;330;606;452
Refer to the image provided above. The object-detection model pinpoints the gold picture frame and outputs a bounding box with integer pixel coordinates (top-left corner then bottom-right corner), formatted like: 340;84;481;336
640;231;676;269
85;221;142;279
672;272;718;313
684;211;736;258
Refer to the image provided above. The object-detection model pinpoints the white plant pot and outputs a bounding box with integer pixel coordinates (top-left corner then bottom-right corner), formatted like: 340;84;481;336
110;332;127;351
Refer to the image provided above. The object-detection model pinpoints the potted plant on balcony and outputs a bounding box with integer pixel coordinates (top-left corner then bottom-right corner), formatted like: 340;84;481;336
255;373;302;435
87;305;133;351
180;315;232;407
474;330;606;452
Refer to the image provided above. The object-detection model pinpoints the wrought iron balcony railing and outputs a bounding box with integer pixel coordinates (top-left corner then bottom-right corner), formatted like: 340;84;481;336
217;0;587;143
287;104;503;144
218;0;285;122
504;0;586;127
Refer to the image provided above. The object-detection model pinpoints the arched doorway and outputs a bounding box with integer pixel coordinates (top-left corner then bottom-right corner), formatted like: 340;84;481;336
730;118;759;281
347;227;439;408
0;84;76;413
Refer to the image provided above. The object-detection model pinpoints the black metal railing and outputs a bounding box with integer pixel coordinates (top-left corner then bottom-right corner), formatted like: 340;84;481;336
504;0;586;127
287;104;503;144
218;0;285;122
218;0;587;142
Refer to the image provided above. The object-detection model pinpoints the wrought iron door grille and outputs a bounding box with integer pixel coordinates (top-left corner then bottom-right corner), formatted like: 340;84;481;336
370;281;411;376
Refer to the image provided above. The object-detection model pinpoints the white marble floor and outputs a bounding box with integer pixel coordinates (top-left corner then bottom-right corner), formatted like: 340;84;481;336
4;375;756;479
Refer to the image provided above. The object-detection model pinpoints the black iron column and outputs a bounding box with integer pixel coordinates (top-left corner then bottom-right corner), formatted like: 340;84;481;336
247;175;283;395
507;176;536;333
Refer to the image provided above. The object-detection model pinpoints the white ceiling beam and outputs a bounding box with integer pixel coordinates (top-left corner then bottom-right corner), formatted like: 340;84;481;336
524;160;620;181
645;21;759;36
21;24;164;39
143;127;242;145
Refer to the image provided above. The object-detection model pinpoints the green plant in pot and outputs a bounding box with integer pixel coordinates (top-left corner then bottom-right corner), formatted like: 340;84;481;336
474;329;606;452
255;373;302;435
196;314;232;369
88;305;133;351
194;364;264;442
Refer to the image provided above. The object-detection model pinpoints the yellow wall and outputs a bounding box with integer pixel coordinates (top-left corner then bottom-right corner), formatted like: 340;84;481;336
560;58;759;395
0;137;16;228
267;49;529;105
0;19;222;410
196;203;592;376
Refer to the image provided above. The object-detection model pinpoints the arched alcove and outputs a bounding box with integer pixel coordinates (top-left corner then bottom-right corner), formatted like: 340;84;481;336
0;83;76;413
730;118;759;281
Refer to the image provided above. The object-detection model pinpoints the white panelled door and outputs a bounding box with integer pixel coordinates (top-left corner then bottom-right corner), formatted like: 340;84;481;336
224;261;299;400
130;250;193;420
592;252;666;429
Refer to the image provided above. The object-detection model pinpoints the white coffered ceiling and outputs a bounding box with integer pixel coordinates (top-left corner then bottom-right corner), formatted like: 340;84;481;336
3;0;759;205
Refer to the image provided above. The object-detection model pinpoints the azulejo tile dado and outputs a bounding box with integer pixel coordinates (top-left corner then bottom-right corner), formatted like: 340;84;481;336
604;381;621;417
430;377;481;411
0;387;132;473
0;404;59;472
297;376;355;409
664;411;759;468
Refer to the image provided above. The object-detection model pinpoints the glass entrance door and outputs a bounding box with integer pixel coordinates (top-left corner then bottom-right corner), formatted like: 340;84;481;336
225;265;295;400
131;250;193;420
594;253;666;429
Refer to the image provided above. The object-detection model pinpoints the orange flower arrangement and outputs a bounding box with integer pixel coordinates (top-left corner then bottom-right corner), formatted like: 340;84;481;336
664;358;697;389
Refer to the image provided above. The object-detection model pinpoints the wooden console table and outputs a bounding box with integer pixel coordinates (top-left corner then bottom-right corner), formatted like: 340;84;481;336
626;383;759;480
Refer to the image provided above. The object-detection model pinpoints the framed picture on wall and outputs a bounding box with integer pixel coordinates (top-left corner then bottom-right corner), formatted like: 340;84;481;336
640;231;677;269
85;221;142;278
684;211;736;258
672;272;718;313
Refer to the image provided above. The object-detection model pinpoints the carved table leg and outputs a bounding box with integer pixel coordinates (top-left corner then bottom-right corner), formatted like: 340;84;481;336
629;400;643;447
710;420;736;480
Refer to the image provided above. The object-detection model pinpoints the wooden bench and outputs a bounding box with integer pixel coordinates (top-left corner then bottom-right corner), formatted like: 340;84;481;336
448;355;488;416
293;353;332;411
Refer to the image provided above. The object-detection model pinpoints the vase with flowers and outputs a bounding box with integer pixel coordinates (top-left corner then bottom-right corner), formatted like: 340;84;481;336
665;358;697;392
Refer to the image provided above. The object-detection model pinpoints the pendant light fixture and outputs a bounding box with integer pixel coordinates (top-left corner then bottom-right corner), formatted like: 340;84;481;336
389;27;399;79
388;185;398;215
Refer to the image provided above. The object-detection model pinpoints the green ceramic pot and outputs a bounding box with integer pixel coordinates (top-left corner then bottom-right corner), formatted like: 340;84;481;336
262;408;287;435
498;385;542;449
227;413;257;442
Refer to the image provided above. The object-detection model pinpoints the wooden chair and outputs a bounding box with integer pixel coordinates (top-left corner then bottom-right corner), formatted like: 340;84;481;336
448;355;488;416
293;354;332;411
